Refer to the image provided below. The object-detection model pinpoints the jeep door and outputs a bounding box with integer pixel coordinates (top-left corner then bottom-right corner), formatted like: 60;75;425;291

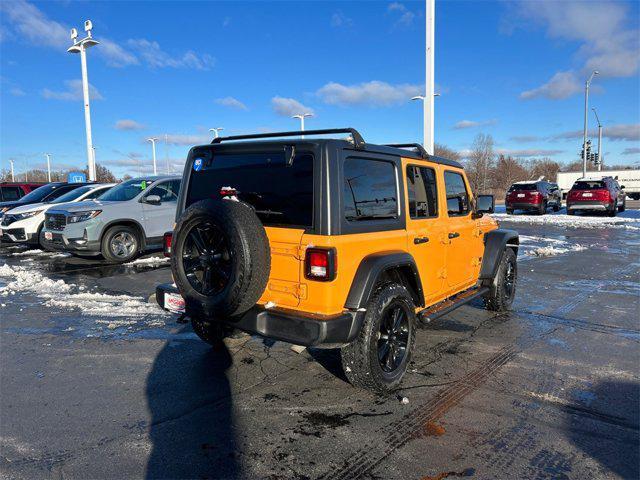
140;180;181;241
442;170;480;292
403;162;446;304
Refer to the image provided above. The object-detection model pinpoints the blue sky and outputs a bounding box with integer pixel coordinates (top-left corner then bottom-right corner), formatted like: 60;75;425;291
1;0;639;178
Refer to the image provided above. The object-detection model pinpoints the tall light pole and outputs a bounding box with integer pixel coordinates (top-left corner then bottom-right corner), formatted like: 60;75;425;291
68;20;99;182
412;93;440;150
147;137;158;175
9;159;15;182
582;70;598;178
424;0;435;155
209;127;224;139
164;133;170;174
292;113;313;138
592;108;603;172
44;153;52;182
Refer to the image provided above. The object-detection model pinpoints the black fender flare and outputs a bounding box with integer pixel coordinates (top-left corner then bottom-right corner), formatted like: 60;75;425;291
344;251;424;310
479;229;519;281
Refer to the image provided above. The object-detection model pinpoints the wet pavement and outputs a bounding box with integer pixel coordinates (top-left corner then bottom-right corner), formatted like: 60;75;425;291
1;215;638;479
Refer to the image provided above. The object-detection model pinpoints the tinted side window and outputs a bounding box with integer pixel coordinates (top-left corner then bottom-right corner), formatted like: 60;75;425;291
444;171;470;216
44;185;77;201
344;158;397;221
1;187;21;201
84;188;107;200
147;180;180;202
406;165;438;218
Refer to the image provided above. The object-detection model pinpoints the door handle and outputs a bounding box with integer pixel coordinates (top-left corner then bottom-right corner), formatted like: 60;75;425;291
413;236;429;245
448;232;460;239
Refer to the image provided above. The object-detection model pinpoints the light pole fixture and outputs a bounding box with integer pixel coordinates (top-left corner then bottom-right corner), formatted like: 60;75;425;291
424;0;435;155
582;70;598;178
292;113;313;138
44;153;52;182
592;107;603;172
68;20;99;182
209;127;224;139
147;137;159;175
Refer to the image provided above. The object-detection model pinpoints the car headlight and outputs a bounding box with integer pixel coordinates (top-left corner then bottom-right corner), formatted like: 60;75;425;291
15;210;43;220
1;207;10;213
67;210;102;223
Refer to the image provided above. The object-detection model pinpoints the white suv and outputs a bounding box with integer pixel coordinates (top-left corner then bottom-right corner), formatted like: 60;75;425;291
0;183;115;248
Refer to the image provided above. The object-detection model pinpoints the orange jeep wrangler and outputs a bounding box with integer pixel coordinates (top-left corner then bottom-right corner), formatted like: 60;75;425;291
156;128;519;393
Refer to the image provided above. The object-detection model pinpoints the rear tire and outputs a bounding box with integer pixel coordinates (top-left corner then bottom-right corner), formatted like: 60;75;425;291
618;201;626;212
552;202;560;212
567;209;575;216
506;208;514;215
484;248;517;312
340;283;416;395
101;225;140;263
538;201;547;215
191;316;227;347
608;203;617;217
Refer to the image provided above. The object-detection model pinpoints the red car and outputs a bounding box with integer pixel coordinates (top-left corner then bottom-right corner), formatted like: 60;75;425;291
505;180;562;215
0;183;45;202
566;177;626;216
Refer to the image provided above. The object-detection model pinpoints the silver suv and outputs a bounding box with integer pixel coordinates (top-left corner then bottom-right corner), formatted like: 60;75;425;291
41;176;181;262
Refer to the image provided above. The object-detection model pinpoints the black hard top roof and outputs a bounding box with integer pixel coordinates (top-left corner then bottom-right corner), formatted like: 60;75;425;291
202;128;463;169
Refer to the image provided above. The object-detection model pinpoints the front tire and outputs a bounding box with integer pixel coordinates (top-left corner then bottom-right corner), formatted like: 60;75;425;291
340;283;417;395
484;248;517;312
101;225;140;263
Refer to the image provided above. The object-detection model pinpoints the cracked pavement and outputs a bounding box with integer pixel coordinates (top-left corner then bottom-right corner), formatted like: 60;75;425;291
1;218;638;479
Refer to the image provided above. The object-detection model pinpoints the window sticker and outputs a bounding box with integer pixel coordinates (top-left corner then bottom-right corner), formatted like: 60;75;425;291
193;158;204;172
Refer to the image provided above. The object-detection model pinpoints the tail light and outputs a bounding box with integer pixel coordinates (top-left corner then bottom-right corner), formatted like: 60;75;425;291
305;247;337;281
163;231;173;257
593;189;611;202
530;191;542;203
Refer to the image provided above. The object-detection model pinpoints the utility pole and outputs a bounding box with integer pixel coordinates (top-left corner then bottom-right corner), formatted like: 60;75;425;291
165;133;169;174
147;137;158;175
424;0;435;155
68;20;99;182
44;153;52;182
592;108;603;172
582;70;598;178
209;127;224;139
292;113;313;138
412;93;440;149
9;159;15;182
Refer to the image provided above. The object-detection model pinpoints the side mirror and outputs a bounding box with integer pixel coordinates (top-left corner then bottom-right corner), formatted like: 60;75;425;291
476;194;495;214
145;194;161;205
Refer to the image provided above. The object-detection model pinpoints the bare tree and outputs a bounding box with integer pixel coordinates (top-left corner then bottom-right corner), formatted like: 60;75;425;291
492;154;529;191
466;133;495;194
528;158;561;181
434;143;461;161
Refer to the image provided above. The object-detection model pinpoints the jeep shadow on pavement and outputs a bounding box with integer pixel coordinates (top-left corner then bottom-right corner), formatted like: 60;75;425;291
156;128;519;394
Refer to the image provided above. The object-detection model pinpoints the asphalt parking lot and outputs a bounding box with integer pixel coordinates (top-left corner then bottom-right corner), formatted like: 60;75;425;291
1;211;639;479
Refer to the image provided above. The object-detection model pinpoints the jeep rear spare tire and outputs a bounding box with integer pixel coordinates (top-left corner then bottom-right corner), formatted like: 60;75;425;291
171;199;270;318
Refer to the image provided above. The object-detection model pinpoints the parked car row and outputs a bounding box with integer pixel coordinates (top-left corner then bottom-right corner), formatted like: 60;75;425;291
505;176;626;217
0;176;181;262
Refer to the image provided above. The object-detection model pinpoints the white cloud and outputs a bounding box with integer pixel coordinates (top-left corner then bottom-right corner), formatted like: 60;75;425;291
512;2;639;99
0;1;211;70
162;134;210;146
271;97;314;116
331;11;353;28
496;148;564;158
453;119;497;130
115;119;145;131
510;135;540;143
9;87;25;96
41;80;103;101
388;2;415;28
621;147;640;156
316;80;422;107
520;71;582;100
215;96;248;110
553;124;640;142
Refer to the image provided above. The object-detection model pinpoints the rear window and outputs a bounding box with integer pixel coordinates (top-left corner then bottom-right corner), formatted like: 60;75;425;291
1;186;21;201
343;158;398;221
187;151;314;228
572;180;606;190
509;183;537;191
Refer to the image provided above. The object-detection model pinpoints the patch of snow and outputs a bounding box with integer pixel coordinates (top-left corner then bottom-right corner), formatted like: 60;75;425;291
528;245;587;257
0;262;167;318
11;249;70;258
492;207;640;230
125;256;170;266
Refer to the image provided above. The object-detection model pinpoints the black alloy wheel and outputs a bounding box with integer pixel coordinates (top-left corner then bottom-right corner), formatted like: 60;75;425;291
377;303;410;373
182;222;233;295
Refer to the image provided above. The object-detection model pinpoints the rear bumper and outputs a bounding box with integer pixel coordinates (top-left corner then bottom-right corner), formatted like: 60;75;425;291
505;202;541;210
566;201;608;211
155;283;363;347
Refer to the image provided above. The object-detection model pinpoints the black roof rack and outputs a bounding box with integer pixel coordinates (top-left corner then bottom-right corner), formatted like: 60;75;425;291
211;128;365;149
383;143;428;159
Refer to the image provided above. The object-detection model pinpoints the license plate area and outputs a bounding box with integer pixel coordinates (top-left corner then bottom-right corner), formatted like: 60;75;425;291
44;231;53;240
517;193;525;198
582;192;593;197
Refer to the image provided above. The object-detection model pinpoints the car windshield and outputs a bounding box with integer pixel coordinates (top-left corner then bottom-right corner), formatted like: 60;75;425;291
98;179;154;202
509;184;537;191
186;151;314;228
573;181;606;190
16;184;61;203
51;186;93;204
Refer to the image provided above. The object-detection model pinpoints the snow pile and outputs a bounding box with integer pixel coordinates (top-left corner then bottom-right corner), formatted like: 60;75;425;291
493;208;640;230
125;256;170;266
10;249;70;258
0;262;166;318
528;244;587;257
519;235;588;258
